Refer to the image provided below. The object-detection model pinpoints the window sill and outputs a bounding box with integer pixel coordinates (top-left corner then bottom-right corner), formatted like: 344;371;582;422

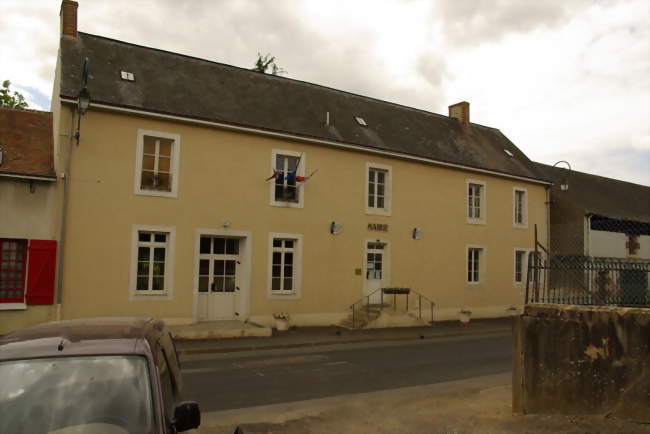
0;303;27;311
267;292;301;300
134;189;178;199
365;208;391;217
131;292;171;299
270;200;304;209
466;218;486;225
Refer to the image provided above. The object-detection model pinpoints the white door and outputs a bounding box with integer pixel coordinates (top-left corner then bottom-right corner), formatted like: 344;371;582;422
197;237;241;321
365;242;388;304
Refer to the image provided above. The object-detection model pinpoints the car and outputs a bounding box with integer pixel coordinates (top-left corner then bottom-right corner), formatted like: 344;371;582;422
0;317;200;434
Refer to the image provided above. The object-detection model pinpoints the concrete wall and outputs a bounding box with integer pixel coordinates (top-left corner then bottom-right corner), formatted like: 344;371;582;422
0;179;58;240
513;304;650;421
55;107;548;326
589;230;650;259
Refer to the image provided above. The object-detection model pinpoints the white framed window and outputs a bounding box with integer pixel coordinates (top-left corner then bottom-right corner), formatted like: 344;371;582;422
267;232;303;298
130;225;175;298
134;129;181;198
269;149;305;208
514;248;534;286
466;246;485;284
466;179;486;224
513;187;528;228
365;162;392;216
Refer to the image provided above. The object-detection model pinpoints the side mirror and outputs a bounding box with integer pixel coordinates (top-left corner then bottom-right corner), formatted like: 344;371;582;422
173;401;200;432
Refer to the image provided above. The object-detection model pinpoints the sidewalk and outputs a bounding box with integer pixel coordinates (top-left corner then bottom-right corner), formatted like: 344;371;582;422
175;317;512;357
197;373;650;434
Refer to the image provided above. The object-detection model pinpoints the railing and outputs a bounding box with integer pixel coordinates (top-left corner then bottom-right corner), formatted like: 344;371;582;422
350;287;436;328
526;255;650;307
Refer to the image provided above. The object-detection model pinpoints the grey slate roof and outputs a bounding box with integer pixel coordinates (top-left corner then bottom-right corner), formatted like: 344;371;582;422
535;162;650;223
60;32;548;182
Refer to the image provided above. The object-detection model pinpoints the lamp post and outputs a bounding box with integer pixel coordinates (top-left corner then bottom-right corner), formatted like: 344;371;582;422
552;160;571;191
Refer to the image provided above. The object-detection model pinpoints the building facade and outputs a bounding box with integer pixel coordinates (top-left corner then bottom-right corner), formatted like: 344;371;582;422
0;108;59;334
49;1;550;328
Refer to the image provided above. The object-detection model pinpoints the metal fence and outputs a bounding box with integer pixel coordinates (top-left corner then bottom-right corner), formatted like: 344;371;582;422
526;220;650;307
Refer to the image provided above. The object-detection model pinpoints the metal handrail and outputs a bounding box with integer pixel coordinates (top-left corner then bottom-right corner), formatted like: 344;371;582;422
349;287;436;328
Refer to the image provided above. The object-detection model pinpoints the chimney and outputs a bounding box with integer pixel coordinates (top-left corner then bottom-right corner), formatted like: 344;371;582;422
448;101;470;126
60;0;78;37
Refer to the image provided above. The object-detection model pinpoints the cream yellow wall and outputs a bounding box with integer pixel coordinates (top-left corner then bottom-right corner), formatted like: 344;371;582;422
0;306;56;335
57;107;547;324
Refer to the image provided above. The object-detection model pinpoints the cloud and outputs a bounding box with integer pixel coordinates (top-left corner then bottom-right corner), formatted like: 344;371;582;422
1;0;648;185
434;0;591;46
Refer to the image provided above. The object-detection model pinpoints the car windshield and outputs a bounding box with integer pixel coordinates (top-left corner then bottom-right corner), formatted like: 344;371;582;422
0;355;154;434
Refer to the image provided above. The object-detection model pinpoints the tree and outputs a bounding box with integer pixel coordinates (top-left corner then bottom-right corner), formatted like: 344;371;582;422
0;80;28;109
252;53;286;75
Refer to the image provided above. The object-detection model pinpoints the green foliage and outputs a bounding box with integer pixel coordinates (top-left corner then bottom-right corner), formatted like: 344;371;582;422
0;80;28;109
252;53;287;75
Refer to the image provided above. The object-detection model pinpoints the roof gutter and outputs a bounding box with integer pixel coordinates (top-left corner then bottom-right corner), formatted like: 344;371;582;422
61;97;551;186
0;173;57;182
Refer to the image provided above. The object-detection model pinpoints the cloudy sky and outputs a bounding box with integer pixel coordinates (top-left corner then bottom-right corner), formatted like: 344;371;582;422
3;0;649;185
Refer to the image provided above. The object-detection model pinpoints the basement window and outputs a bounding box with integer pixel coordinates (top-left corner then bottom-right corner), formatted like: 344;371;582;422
120;71;135;81
355;117;367;126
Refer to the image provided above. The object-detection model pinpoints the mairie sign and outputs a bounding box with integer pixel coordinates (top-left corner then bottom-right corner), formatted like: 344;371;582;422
367;223;388;232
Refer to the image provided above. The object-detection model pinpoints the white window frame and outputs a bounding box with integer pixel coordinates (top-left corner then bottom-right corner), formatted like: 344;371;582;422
466;245;485;285
269;149;305;208
267;232;303;299
129;224;175;299
466;179;486;224
513;187;528;228
365;162;392;216
513;248;534;286
134;129;181;198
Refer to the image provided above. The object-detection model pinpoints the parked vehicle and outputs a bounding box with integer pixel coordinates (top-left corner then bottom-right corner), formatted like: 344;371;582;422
0;317;200;434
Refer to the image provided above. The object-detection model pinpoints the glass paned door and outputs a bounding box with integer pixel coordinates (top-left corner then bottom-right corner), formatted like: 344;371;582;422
365;242;387;304
197;237;241;320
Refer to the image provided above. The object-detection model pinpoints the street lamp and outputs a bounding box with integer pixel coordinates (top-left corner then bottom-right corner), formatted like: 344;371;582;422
77;87;90;115
75;57;91;145
552;160;571;191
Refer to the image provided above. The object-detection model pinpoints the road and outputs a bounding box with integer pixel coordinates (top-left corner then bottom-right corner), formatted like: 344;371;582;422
182;332;512;412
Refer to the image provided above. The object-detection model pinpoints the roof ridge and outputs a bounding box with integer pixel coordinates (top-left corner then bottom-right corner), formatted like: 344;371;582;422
535;162;650;188
77;32;500;131
0;106;52;116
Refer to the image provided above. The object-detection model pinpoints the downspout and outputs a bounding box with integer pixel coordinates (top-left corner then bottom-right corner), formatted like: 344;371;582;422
545;186;551;254
55;105;76;320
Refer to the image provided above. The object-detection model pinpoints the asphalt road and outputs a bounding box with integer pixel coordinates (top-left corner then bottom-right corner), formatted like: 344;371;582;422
182;332;512;412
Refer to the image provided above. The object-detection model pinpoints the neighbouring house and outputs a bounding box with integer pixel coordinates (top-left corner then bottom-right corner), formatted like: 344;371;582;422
48;0;550;329
0;107;59;334
534;162;649;304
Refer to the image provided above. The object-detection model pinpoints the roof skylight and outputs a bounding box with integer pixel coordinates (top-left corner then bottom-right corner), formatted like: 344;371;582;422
355;117;367;126
504;149;514;157
120;71;135;81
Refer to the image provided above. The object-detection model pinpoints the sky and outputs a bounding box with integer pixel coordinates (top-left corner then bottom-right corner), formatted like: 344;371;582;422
2;0;649;185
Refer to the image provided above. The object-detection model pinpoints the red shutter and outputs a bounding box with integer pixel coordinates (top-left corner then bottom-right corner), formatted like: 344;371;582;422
26;240;57;305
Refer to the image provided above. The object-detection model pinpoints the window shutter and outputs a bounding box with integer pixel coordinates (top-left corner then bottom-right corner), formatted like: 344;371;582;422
26;240;57;305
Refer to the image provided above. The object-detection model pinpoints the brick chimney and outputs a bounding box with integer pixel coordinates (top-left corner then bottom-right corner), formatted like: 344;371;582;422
448;101;470;126
60;0;78;37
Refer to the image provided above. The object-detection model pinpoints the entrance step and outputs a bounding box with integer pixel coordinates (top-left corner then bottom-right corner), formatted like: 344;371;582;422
170;320;272;340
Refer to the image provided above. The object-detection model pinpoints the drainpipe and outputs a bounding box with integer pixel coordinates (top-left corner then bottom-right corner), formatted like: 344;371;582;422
545;186;551;254
55;105;76;321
